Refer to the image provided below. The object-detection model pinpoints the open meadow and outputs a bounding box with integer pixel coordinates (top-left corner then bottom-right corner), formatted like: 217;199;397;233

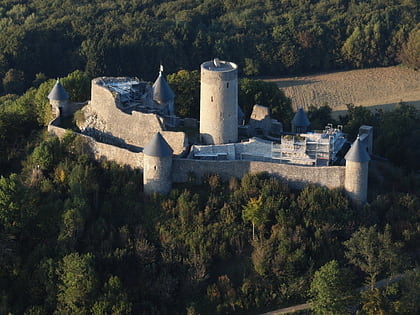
266;66;420;118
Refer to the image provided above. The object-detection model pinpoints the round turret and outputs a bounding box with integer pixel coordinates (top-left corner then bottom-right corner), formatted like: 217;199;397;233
143;132;173;194
344;137;370;205
48;79;69;117
200;59;238;145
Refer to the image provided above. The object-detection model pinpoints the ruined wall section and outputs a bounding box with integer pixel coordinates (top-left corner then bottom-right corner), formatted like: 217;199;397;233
172;159;345;190
48;119;143;169
83;78;187;155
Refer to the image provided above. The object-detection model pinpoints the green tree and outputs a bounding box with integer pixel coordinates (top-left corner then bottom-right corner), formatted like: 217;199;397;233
32;73;48;88
31;137;61;171
344;225;403;290
307;105;336;131
0;174;32;234
91;276;132;315
238;78;293;128
61;70;91;102
58;208;85;250
167;70;200;118
2;69;25;95
341;104;377;141
309;260;353;315
374;103;419;170
242;196;265;240
393;268;420;314
56;252;97;315
398;27;420;70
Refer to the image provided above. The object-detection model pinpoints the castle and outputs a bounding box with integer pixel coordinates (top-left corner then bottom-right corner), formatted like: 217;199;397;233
47;59;372;205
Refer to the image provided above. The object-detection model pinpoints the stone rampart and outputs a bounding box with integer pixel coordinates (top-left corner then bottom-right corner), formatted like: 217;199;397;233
172;159;345;190
88;78;187;155
49;118;346;190
48;120;143;169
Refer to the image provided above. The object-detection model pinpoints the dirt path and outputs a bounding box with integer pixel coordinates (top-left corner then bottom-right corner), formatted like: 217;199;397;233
265;67;420;118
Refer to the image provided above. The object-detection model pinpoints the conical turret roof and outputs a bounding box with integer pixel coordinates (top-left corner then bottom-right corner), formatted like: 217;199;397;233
345;137;370;162
291;107;310;127
152;68;175;104
143;132;173;157
48;79;69;101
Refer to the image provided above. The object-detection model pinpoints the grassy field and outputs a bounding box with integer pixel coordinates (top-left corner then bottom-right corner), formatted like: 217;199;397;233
265;66;420;118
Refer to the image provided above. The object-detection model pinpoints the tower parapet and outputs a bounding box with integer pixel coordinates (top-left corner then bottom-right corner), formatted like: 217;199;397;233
143;132;173;195
344;137;370;205
200;59;238;145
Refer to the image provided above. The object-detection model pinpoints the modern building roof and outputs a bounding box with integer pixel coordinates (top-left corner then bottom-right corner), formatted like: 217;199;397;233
152;69;175;104
143;132;173;157
345;137;370;162
48;79;69;101
291;107;310;127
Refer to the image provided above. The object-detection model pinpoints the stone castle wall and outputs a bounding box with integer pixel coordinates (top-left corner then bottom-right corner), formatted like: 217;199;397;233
172;159;346;190
87;78;187;155
48;118;143;169
48;119;346;190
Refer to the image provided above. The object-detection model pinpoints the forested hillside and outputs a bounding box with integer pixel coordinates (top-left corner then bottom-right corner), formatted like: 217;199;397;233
0;0;419;95
0;69;419;313
0;0;420;313
0;133;419;314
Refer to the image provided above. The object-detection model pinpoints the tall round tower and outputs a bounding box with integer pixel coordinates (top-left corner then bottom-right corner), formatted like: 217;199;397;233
143;132;173;195
200;59;238;145
47;79;69;118
344;137;370;205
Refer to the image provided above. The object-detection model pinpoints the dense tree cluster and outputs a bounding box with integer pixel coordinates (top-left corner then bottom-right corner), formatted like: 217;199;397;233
0;10;418;308
0;81;419;313
0;0;418;94
0;70;90;175
0;135;418;313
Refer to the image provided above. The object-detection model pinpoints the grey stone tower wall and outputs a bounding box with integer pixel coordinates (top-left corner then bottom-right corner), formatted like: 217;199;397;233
143;155;172;194
344;160;368;205
200;61;238;145
50;100;69;118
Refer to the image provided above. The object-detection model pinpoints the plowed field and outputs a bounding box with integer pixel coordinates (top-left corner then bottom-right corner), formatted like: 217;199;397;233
266;66;420;118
